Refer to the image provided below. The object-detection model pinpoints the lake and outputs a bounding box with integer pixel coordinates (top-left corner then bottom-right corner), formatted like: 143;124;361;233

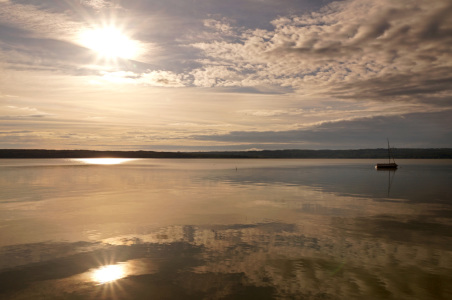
0;158;451;299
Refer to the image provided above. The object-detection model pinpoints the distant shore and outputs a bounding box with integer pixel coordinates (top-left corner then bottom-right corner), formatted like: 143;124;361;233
1;149;452;159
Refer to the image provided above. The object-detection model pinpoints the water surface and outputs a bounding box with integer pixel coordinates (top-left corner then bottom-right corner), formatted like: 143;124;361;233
1;159;451;299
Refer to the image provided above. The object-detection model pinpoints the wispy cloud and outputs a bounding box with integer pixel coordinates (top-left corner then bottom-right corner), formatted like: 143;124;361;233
2;105;53;118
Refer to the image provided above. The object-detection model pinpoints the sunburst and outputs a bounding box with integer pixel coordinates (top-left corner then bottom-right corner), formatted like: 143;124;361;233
79;25;140;60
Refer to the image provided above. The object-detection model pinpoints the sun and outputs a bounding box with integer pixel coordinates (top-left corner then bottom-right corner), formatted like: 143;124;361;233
80;26;139;60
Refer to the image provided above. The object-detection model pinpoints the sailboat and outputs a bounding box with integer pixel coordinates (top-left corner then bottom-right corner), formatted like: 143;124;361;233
375;139;398;169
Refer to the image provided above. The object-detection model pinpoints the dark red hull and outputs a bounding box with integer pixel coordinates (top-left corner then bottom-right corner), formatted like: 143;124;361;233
375;163;398;169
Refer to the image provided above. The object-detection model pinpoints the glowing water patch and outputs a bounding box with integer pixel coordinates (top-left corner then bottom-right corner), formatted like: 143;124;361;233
75;158;135;165
91;264;126;284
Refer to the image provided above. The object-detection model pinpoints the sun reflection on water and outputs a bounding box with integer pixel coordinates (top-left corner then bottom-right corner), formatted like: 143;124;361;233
75;158;135;165
91;264;126;284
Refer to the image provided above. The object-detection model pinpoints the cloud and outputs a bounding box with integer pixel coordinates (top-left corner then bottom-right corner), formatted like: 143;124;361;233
203;18;237;36
80;0;113;10
139;70;187;87
2;105;53;118
5;0;450;101
0;130;32;134
121;0;325;28
0;1;160;74
0;1;82;39
192;110;452;149
189;0;452;103
99;70;188;87
0;0;450;150
239;109;304;117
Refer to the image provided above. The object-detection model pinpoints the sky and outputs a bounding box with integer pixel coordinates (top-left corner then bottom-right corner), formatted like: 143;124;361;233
1;0;451;151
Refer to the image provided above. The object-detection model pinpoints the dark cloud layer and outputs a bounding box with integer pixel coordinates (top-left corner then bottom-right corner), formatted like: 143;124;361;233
192;111;452;149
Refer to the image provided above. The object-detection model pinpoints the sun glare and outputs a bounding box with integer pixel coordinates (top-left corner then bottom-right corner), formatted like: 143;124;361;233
92;264;126;284
75;158;135;165
80;26;139;59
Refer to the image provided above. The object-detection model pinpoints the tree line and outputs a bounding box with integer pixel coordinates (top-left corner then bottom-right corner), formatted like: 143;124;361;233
1;148;452;159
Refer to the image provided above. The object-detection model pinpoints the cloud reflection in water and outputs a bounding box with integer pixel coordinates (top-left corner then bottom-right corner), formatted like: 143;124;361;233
0;159;451;299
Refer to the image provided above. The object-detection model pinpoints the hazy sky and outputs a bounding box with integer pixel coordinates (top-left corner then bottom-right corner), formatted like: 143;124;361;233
1;0;451;150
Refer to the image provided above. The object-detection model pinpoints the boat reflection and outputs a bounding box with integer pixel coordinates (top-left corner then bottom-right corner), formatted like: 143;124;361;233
376;168;397;197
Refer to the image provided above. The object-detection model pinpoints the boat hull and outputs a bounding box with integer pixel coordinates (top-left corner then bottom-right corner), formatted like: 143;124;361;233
375;163;398;169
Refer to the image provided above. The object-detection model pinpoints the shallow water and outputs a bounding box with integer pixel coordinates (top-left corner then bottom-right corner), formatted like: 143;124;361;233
0;159;451;299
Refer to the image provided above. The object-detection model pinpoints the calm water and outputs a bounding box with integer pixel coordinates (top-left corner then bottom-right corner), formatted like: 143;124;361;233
0;158;451;299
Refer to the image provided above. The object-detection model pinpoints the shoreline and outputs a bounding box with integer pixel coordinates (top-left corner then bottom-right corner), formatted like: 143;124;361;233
1;148;452;159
